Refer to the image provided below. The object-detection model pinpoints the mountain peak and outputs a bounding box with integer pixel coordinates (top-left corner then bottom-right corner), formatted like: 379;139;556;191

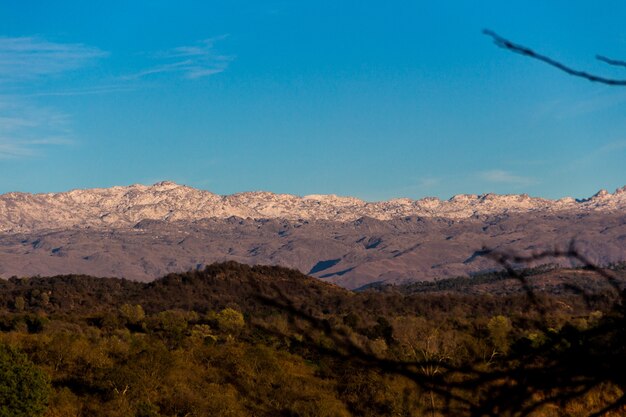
593;189;610;199
0;183;625;233
150;180;185;189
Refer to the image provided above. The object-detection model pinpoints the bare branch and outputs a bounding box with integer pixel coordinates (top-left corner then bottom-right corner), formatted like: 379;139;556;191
255;243;626;417
483;29;626;86
596;54;626;69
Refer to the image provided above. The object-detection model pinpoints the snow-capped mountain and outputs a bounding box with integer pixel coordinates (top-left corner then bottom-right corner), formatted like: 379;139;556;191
1;181;625;233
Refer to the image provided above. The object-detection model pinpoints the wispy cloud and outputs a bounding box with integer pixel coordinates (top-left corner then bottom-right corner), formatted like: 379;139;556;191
596;139;626;154
479;169;535;186
0;36;107;82
0;98;74;158
569;139;626;169
25;85;137;98
0;36;113;158
125;36;234;80
534;90;626;121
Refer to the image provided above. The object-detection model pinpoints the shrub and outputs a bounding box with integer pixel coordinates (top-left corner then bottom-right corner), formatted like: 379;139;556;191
216;308;245;334
0;344;50;417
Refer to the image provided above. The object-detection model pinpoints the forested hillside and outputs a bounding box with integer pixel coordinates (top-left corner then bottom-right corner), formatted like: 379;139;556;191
0;262;624;416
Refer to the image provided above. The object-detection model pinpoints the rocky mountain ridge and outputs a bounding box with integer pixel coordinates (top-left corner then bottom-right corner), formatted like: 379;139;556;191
1;181;625;233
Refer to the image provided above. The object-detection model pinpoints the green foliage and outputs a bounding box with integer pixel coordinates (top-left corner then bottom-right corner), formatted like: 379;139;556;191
0;344;50;417
0;262;622;416
216;307;245;334
119;304;145;324
487;315;512;354
146;310;197;348
190;324;217;344
13;296;25;312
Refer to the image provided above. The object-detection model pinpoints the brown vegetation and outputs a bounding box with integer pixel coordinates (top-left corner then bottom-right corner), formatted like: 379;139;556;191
0;261;624;416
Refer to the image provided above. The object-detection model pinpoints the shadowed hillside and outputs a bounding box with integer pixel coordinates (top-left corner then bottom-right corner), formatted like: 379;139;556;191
0;261;625;416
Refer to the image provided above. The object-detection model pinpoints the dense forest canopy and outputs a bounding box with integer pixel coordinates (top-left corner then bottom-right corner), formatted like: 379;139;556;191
0;261;624;416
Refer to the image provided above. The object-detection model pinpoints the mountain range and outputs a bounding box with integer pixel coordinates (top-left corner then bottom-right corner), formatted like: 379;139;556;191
0;182;625;288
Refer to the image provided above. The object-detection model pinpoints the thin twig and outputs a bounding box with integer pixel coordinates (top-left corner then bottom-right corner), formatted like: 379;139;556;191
483;29;626;86
596;55;626;69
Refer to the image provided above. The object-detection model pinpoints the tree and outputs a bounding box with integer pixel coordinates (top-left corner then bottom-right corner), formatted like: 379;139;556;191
13;296;25;312
487;315;512;355
216;308;245;334
0;344;50;417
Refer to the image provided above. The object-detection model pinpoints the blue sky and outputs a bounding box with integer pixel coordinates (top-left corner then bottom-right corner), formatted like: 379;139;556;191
1;1;625;200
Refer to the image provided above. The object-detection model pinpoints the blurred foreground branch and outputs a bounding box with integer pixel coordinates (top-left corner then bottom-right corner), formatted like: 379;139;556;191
258;244;626;416
483;29;626;86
